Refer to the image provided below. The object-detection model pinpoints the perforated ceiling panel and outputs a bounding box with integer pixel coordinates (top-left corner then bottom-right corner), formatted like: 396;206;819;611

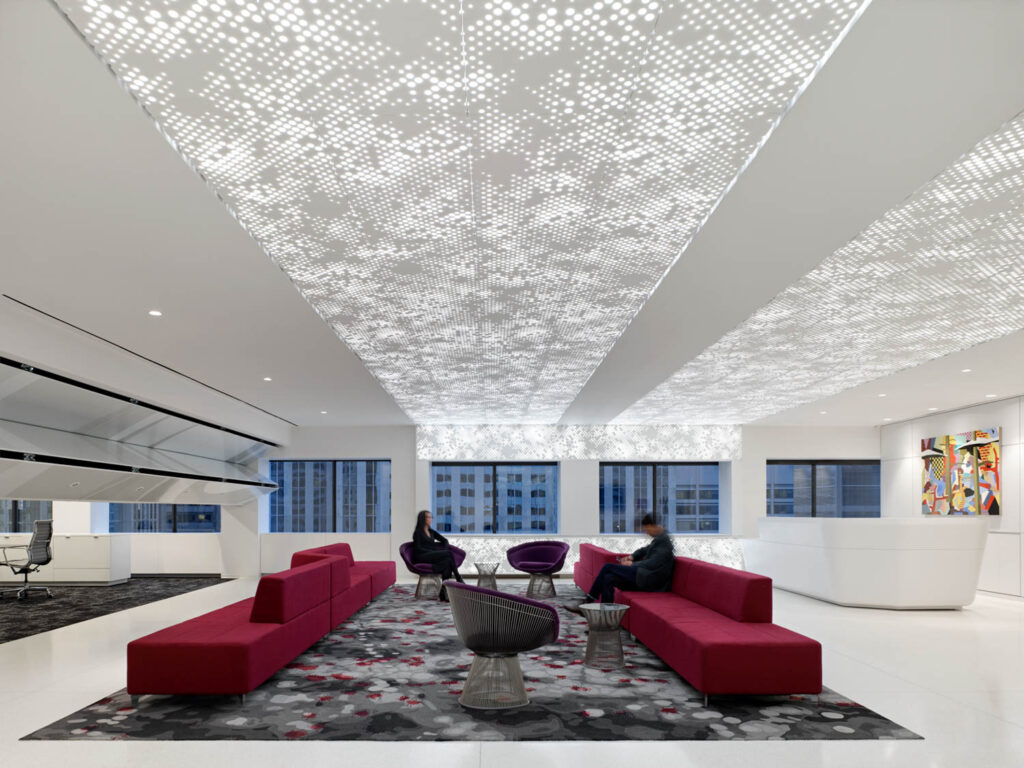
55;0;864;423
618;112;1024;424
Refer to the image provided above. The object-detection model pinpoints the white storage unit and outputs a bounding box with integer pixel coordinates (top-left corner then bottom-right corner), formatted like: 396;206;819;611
0;533;130;584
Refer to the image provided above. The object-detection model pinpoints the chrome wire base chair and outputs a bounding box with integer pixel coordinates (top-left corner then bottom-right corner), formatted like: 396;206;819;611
506;541;570;600
446;582;559;709
526;573;555;599
415;572;443;600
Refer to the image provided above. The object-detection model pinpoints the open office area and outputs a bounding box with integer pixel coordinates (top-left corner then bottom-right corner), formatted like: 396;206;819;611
2;0;1024;765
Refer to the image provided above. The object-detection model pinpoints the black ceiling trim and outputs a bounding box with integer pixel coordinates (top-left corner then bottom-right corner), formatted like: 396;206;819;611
2;293;296;437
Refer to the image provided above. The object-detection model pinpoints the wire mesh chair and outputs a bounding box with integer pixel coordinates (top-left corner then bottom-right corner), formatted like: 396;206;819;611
0;519;54;599
446;581;559;709
399;541;467;599
506;540;570;598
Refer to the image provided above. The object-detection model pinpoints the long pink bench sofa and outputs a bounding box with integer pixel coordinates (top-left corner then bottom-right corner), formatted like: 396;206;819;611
574;543;821;698
127;544;395;701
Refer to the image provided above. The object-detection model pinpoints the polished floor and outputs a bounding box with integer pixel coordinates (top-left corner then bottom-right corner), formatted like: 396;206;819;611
1;577;1023;766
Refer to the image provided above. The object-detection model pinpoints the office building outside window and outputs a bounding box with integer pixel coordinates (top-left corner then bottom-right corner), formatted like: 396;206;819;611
430;463;558;533
598;463;720;533
766;460;881;517
0;500;52;533
269;460;391;532
109;504;221;532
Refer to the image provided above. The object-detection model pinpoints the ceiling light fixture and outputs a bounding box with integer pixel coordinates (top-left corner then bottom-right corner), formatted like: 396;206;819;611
883;418;893;422
928;407;938;411
819;410;827;415
878;394;887;398
986;394;997;398
148;310;162;317
54;0;866;424
618;114;1024;424
320;410;328;415
961;368;972;373
263;377;272;382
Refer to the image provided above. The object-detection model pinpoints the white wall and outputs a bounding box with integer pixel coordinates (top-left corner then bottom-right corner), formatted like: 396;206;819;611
880;398;1021;597
731;426;881;537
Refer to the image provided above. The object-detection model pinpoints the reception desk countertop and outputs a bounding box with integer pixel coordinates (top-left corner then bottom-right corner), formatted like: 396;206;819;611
741;517;989;609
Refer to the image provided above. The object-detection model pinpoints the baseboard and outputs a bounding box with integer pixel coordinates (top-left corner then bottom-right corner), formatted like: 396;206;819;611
130;573;223;579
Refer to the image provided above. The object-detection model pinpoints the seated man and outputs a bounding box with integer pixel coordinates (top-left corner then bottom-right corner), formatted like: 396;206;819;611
567;514;674;614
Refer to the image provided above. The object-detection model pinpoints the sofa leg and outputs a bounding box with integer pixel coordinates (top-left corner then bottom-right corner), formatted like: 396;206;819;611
703;694;709;708
239;694;246;706
130;695;140;708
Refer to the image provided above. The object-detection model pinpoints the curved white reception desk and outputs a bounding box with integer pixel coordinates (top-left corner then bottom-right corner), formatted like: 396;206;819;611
741;517;989;609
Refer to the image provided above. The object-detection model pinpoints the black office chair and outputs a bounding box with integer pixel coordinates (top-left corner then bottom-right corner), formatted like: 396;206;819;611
0;519;54;599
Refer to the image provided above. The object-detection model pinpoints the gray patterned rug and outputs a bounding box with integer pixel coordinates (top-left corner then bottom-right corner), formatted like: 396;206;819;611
24;583;919;741
0;576;228;644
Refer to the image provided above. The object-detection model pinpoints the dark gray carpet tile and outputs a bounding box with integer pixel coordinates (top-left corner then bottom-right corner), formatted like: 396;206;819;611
25;582;918;741
0;576;228;644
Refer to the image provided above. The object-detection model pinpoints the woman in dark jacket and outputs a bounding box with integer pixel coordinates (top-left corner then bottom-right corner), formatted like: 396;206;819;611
412;510;463;600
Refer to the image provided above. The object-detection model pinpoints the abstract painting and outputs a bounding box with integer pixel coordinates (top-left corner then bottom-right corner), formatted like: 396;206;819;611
921;428;1001;515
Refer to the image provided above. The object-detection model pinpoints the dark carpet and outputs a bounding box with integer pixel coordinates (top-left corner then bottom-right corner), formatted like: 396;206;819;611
24;582;918;742
0;577;228;644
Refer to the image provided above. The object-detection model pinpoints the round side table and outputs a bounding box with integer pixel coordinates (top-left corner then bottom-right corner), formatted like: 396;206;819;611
579;603;629;669
474;561;499;590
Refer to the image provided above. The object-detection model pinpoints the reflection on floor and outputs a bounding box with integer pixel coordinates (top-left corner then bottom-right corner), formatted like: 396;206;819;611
2;579;1024;765
25;583;914;742
0;577;227;643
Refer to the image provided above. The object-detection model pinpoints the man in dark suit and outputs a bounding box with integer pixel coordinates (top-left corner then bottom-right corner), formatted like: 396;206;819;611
567;514;675;613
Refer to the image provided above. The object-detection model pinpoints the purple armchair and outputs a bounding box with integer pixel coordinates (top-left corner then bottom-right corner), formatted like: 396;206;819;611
445;581;559;709
506;540;570;598
399;541;467;600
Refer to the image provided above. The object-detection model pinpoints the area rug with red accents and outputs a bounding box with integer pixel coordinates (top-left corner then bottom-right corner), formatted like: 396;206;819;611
23;582;919;741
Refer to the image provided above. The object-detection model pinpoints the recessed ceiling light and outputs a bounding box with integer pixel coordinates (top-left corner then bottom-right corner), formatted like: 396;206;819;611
819;410;827;415
320;410;328;415
148;309;162;317
69;481;81;488
263;377;272;382
961;368;972;373
928;407;938;411
883;417;893;422
986;394;997;398
877;393;887;398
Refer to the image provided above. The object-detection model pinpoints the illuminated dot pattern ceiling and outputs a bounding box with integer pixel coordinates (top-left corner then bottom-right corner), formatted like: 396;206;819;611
55;0;863;423
618;112;1024;424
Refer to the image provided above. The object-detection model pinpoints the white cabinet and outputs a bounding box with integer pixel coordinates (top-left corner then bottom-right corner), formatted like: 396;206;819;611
0;533;131;584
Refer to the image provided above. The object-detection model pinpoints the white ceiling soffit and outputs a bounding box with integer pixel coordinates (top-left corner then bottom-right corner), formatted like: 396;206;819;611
53;0;865;424
618;112;1024;425
416;424;741;461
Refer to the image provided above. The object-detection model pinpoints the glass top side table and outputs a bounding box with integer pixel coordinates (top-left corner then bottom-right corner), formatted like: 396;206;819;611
474;561;499;590
578;603;629;669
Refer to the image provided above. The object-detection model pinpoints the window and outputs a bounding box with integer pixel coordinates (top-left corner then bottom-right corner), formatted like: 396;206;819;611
430;463;558;533
109;504;221;532
0;500;52;533
766;461;881;518
269;460;391;532
599;463;720;533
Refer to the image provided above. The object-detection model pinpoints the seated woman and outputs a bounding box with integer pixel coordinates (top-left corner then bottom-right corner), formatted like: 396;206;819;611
412;510;464;601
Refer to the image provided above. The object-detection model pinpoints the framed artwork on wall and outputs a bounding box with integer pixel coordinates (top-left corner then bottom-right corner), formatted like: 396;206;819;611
921;428;1001;515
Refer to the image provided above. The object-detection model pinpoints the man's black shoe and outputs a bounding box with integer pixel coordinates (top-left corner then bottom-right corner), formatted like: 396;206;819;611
564;602;586;616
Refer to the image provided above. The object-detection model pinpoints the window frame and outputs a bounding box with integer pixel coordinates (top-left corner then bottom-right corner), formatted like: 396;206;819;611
430;461;559;534
268;458;392;533
108;503;221;533
766;459;881;518
598;461;721;534
0;499;53;533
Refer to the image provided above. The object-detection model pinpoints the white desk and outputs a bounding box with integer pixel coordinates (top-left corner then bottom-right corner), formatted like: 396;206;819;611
741;517;989;609
0;533;131;584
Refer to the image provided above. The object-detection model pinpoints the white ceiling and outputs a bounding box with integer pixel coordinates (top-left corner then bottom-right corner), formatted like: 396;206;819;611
2;0;1024;432
0;0;410;429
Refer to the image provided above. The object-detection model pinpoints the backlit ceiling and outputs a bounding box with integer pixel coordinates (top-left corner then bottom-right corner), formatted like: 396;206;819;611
54;0;865;423
619;111;1024;424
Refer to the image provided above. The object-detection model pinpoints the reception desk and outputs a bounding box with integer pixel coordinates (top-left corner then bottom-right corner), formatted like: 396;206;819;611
741;517;989;609
0;533;131;584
